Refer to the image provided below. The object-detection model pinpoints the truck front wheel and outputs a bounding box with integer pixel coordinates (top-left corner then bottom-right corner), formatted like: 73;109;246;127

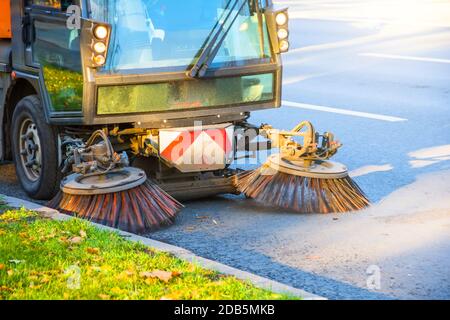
11;95;60;200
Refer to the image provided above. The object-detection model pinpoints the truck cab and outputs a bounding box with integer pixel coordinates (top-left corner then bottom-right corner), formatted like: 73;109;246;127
0;0;290;200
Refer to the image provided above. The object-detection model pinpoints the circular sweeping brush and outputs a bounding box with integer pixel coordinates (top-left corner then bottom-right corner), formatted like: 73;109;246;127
238;155;369;213
48;167;183;234
48;130;183;234
237;121;370;213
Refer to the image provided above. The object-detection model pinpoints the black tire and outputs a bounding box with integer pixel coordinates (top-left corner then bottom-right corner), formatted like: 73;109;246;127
11;95;60;200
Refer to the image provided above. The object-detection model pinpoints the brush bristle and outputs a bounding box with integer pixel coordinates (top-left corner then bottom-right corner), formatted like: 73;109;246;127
237;166;370;213
47;180;183;234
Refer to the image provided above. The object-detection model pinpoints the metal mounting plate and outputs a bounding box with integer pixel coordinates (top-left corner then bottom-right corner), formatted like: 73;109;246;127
267;154;349;179
61;167;147;196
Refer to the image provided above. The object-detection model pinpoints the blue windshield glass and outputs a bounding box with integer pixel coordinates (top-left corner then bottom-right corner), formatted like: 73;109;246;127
89;0;271;73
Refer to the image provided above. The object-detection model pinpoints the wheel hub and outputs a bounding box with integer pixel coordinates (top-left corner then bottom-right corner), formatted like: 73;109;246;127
19;119;41;181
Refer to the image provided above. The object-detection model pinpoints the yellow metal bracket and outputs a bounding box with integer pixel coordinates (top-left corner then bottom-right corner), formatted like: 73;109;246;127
260;121;342;166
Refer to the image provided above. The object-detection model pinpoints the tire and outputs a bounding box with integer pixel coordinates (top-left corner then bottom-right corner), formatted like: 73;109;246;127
11;95;61;200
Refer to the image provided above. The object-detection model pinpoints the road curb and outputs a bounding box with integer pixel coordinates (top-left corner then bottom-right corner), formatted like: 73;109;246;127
2;195;326;300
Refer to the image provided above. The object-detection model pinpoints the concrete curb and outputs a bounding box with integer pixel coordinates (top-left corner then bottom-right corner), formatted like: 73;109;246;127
3;195;326;300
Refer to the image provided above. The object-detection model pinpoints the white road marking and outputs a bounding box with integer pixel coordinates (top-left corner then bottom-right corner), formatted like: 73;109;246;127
409;159;440;169
282;100;408;122
408;144;450;168
408;144;450;159
349;164;394;178
360;53;450;64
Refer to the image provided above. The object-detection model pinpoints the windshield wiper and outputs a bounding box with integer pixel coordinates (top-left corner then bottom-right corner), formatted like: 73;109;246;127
188;0;249;78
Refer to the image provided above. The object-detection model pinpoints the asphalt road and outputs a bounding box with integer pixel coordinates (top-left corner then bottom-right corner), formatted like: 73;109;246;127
1;0;449;300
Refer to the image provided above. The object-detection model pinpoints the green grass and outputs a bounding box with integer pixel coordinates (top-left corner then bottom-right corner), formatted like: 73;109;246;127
0;207;295;300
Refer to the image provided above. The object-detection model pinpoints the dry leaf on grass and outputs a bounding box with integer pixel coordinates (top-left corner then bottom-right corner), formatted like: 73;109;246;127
0;286;13;292
125;270;135;276
86;247;100;255
0;263;5;270
40;277;50;284
79;230;87;238
69;236;84;244
171;271;182;277
29;283;42;289
140;270;180;283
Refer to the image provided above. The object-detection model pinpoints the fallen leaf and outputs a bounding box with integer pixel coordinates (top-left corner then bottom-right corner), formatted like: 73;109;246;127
171;271;182;277
43;233;57;240
140;270;174;283
0;286;12;292
40;276;50;284
139;271;153;278
98;294;110;300
59;236;69;244
86;248;100;255
79;230;87;238
69;236;84;244
92;256;103;263
7;270;14;276
0;264;5;270
125;270;135;276
29;283;42;289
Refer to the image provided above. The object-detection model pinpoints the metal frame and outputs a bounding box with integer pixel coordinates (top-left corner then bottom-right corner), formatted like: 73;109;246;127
78;0;283;127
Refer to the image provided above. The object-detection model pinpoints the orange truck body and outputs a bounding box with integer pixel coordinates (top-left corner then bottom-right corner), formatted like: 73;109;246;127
0;0;12;38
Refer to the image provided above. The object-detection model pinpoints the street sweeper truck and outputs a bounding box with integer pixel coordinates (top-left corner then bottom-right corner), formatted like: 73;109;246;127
0;0;369;233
